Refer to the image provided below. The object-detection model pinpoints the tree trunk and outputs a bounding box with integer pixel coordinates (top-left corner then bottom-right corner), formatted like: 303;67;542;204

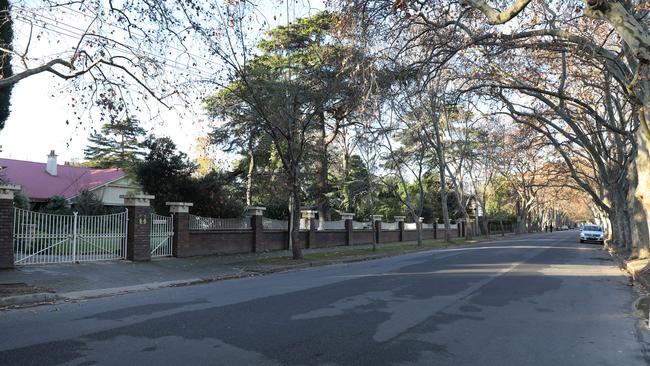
610;208;624;247
0;0;13;130
609;187;633;250
440;173;451;242
627;157;650;258
290;167;303;260
246;140;254;206
515;200;523;234
464;214;472;240
632;116;650;257
499;218;505;237
342;147;352;212
482;209;489;239
316;110;330;230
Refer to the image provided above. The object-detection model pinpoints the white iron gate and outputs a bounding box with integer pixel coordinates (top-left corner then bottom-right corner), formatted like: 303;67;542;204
13;208;128;265
150;213;173;257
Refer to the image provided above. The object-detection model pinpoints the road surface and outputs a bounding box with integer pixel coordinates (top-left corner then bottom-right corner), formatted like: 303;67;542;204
1;231;649;365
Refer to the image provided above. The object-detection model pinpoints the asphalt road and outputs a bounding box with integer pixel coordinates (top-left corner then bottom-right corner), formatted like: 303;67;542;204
1;231;649;365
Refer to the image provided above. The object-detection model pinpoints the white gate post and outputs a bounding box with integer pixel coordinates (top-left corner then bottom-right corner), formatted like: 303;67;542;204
72;212;78;263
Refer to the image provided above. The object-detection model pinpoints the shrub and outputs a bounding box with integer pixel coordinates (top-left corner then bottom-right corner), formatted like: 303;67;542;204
73;190;106;215
40;196;72;215
13;189;30;209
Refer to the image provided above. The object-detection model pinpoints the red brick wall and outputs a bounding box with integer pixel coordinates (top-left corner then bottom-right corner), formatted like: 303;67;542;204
188;231;254;256
264;231;290;251
182;227;459;258
0;199;14;268
352;230;375;245
312;230;348;248
186;230;314;256
401;229;452;241
381;230;400;243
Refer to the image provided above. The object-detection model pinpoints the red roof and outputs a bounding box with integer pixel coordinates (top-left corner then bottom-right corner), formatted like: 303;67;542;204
0;158;126;200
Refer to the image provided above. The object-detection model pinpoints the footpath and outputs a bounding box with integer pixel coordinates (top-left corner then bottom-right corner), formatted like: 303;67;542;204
0;233;523;309
610;250;650;323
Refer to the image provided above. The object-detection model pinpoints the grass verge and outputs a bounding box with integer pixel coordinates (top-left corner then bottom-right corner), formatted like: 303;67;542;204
253;238;480;266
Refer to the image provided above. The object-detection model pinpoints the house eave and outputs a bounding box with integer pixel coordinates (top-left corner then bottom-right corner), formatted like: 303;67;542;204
66;175;137;201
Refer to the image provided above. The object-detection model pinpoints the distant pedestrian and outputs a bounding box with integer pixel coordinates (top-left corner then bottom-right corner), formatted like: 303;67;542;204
545;225;548;232
550;224;553;232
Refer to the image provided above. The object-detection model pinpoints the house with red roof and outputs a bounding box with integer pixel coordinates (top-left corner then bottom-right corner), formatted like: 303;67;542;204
0;151;142;206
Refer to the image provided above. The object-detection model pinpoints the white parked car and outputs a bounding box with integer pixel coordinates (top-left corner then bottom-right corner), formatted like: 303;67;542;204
580;225;604;244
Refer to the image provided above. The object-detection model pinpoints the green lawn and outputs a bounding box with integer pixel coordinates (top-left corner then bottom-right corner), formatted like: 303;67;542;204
15;236;125;256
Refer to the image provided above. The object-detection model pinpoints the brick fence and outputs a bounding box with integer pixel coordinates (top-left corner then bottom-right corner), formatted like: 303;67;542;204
0;185;20;268
0;192;496;267
167;205;467;258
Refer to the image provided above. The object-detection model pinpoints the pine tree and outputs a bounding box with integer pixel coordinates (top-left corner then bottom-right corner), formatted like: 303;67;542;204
84;117;146;169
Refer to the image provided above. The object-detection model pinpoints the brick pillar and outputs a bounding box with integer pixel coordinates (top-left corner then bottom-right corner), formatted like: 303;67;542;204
246;206;266;253
433;217;438;239
342;213;354;246
372;215;383;244
395;216;405;242
0;185;20;269
167;202;193;258
301;210;317;249
123;194;155;262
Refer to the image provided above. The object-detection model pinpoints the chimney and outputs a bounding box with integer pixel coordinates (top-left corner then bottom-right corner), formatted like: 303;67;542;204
46;150;58;176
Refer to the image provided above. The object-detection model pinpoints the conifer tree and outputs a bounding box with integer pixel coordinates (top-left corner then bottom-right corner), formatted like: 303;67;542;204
83;117;146;169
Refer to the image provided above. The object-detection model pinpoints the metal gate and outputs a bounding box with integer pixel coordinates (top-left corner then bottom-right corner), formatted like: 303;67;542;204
13;208;128;265
150;213;173;257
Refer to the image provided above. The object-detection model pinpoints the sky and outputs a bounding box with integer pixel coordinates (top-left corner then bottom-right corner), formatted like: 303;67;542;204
0;72;214;163
0;0;325;165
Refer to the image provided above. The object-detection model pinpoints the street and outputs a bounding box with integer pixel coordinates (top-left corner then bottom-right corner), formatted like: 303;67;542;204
1;231;649;365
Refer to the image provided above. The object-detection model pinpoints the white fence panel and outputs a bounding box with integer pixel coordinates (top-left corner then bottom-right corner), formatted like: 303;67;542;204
352;221;373;230
151;213;173;257
263;218;289;230
321;220;345;230
404;223;417;231
382;222;398;230
189;215;250;230
13;208;127;265
437;223;459;229
403;223;435;230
